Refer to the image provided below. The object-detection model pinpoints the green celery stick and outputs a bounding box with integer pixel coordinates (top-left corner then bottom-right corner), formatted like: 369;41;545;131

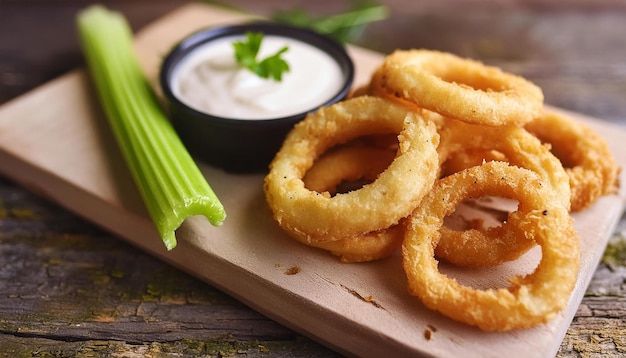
76;5;226;250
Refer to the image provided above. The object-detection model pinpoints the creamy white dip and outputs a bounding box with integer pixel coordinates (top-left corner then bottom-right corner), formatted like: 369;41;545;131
172;34;344;120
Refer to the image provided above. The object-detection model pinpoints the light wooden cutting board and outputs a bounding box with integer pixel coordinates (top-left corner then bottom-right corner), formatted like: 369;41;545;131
0;4;624;357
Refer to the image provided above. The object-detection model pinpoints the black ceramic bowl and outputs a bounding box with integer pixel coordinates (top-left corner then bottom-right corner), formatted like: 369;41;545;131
160;22;354;173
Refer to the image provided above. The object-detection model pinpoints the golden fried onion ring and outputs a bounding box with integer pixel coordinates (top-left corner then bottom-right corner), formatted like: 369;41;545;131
438;118;571;210
374;49;544;126
433;119;572;267
291;220;406;263
525;108;621;212
303;145;396;196
402;161;580;331
439;148;507;177
264;96;440;243
300;145;403;263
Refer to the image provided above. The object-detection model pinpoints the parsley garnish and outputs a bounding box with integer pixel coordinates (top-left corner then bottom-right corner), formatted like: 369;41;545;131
233;32;290;81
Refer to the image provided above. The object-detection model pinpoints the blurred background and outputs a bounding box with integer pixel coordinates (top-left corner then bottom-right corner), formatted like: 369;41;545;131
1;0;626;125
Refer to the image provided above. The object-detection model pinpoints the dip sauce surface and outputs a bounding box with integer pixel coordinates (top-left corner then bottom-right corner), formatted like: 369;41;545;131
172;35;344;120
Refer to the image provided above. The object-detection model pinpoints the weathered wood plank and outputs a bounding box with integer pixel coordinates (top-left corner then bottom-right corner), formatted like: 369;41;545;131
0;177;339;356
0;1;624;357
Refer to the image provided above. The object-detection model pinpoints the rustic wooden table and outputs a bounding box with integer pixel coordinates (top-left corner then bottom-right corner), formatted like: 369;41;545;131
1;1;625;357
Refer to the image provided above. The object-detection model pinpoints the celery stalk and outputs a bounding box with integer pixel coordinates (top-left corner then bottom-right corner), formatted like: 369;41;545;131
76;5;226;250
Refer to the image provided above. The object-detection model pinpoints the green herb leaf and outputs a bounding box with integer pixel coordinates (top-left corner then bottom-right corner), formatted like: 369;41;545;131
233;31;262;67
77;5;226;250
233;32;290;81
271;0;390;43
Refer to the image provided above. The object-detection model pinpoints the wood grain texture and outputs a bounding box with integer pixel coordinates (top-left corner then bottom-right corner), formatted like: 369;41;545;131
0;1;625;357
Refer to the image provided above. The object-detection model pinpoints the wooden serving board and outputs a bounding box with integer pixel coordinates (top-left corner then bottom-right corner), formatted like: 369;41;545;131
0;4;625;357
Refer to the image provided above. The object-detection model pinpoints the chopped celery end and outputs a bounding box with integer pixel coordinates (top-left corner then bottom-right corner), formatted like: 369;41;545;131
77;5;226;250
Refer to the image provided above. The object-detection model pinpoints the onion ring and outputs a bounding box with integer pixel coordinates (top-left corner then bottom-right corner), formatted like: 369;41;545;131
402;161;580;331
366;64;426;111
291;222;406;263
525;108;621;211
374;49;544;126
300;145;402;263
439;149;507;178
264;96;440;243
433;118;571;267
303;145;396;196
437;117;571;209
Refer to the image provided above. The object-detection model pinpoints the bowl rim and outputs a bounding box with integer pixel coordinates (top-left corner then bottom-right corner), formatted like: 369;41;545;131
159;21;355;125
